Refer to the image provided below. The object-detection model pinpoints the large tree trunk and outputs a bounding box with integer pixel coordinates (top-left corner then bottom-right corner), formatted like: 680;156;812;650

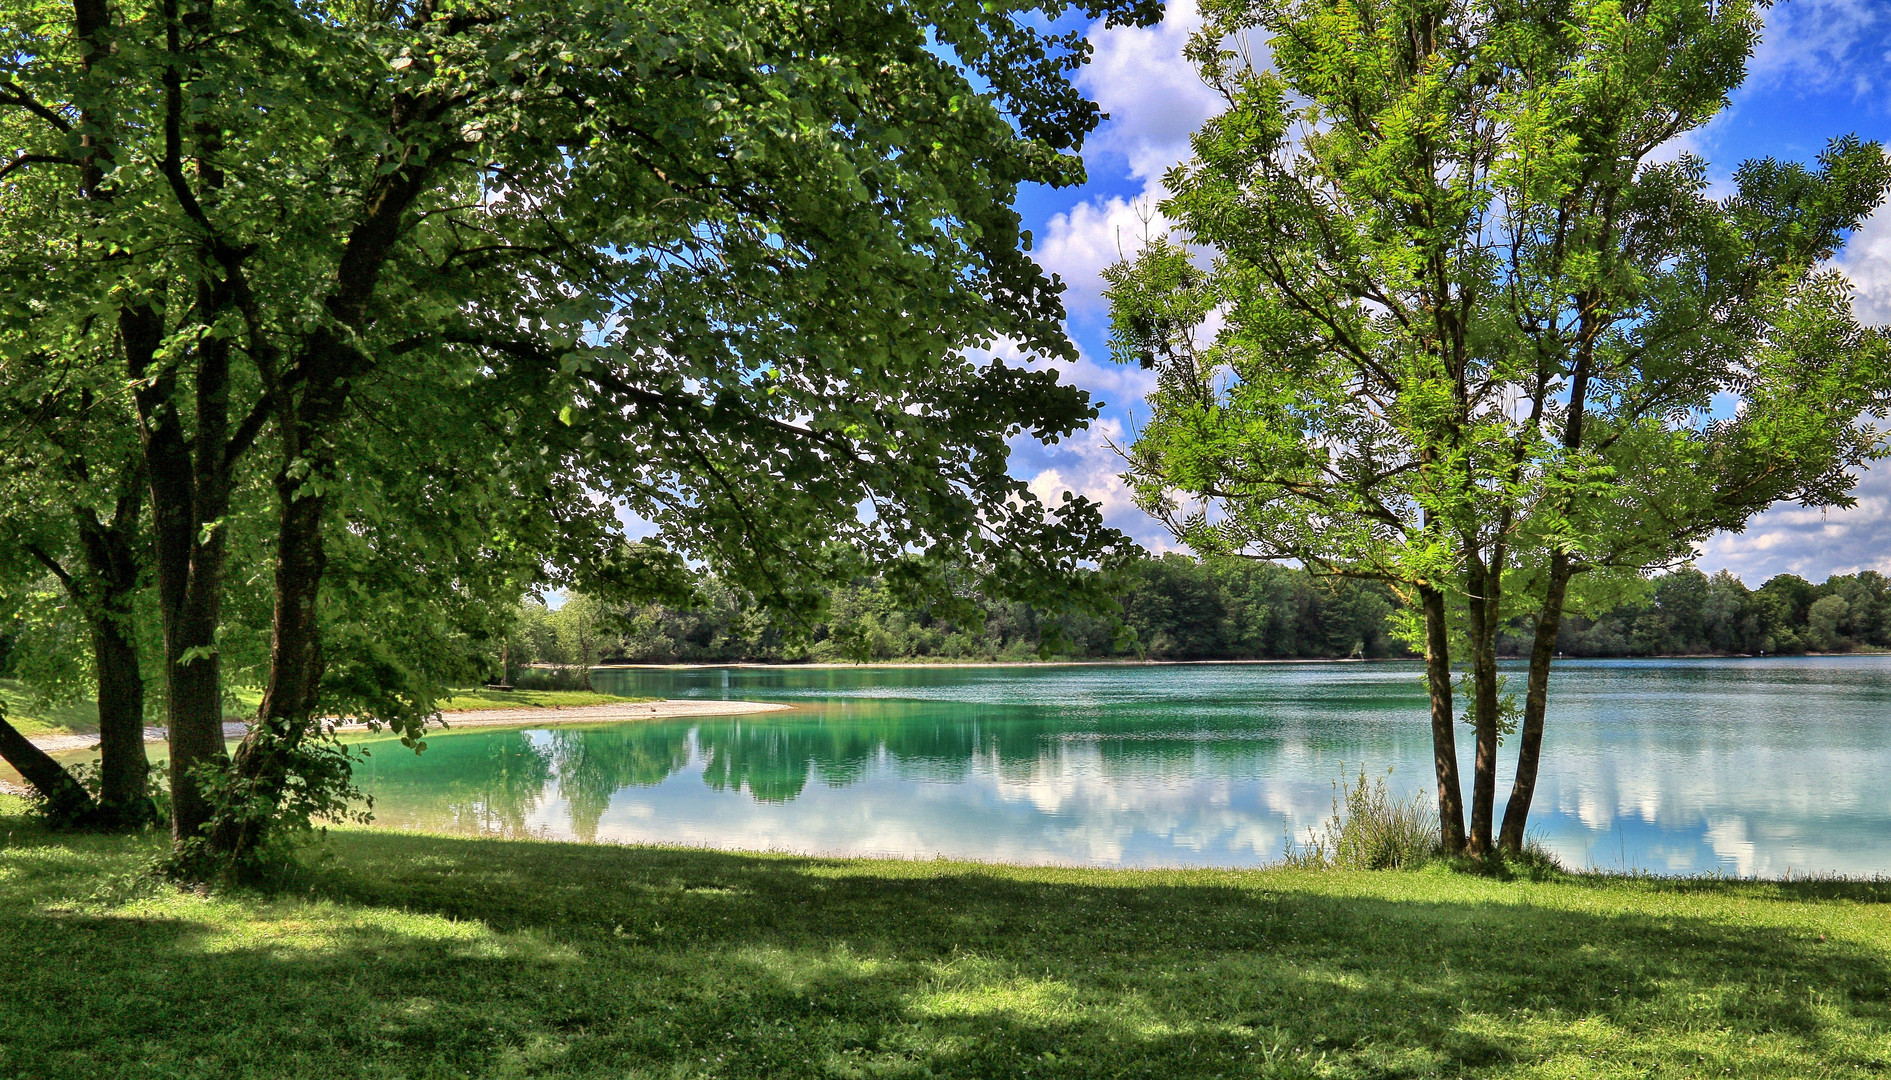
0;709;94;823
89;615;151;823
126;303;235;848
216;484;330;861
1420;584;1466;854
1499;553;1572;852
162;577;230;842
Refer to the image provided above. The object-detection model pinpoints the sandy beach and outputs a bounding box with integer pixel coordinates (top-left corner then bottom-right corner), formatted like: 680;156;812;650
16;698;791;757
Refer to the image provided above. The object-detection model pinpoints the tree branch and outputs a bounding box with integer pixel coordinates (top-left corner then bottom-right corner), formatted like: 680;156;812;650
0;82;73;133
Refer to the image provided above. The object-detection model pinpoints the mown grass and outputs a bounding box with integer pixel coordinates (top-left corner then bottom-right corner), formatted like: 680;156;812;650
222;686;654;716
2;803;1889;1079
0;679;101;739
430;688;655;712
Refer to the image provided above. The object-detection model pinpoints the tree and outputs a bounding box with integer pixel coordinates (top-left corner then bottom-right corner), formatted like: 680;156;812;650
0;368;157;827
1106;0;1890;856
2;0;1148;869
1807;595;1851;653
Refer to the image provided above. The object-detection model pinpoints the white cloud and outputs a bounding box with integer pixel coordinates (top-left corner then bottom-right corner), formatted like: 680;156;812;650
1838;202;1891;326
1696;459;1891;582
1040;191;1171;316
1027;418;1136;515
1024;417;1176;549
1039;0;1226;317
1749;0;1891;107
1077;0;1223;183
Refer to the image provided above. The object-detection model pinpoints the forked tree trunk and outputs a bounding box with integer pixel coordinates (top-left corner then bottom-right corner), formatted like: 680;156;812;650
126;303;235;847
1499;553;1572;852
1420;585;1466;854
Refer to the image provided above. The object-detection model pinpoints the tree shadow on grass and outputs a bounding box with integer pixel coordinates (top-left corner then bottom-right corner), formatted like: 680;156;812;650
4;824;1891;1078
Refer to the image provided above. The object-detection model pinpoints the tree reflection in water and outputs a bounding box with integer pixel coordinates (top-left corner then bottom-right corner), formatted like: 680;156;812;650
358;699;1298;838
357;729;558;837
550;727;693;841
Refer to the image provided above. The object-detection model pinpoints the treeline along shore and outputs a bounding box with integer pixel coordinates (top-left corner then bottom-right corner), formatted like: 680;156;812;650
511;556;1891;671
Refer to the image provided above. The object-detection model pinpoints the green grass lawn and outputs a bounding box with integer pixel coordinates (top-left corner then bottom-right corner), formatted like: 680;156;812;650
2;805;1888;1078
0;679;100;739
431;687;655;712
223;686;653;716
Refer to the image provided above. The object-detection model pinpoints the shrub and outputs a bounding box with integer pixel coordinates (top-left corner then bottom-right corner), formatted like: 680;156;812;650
1283;767;1437;871
508;665;593;691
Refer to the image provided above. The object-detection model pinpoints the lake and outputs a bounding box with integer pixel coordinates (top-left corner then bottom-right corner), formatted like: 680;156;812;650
342;657;1891;876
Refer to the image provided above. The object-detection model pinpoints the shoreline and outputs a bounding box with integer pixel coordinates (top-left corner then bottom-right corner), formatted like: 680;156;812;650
13;698;791;758
595;651;1891;671
593;658;1380;670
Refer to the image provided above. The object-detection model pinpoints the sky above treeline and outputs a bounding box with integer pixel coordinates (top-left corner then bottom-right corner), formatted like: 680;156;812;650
1005;0;1891;586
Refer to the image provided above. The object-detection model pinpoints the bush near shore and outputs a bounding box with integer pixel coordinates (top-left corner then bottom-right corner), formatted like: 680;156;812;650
3;804;1888;1079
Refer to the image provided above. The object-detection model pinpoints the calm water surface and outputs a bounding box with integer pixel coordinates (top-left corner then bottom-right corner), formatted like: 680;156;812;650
342;657;1891;876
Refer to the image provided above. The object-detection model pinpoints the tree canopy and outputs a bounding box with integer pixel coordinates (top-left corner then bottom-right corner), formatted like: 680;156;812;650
0;0;1152;869
1106;0;1891;855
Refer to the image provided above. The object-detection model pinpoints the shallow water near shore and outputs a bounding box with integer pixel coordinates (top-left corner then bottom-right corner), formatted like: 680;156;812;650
325;656;1891;876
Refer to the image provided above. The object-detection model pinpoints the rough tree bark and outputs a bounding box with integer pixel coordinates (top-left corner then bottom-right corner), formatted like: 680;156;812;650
1462;557;1504;857
73;469;152;823
1420;584;1466;854
126;299;236;845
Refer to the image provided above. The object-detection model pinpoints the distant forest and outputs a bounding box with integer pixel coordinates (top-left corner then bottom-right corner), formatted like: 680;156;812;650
512;556;1891;669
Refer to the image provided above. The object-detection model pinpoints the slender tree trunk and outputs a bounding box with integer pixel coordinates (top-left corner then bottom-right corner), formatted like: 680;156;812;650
1499;553;1572;852
73;494;154;826
1464;561;1502;857
1497;329;1589;854
0;708;94;822
258;487;329;731
1421;585;1466;854
212;325;360;862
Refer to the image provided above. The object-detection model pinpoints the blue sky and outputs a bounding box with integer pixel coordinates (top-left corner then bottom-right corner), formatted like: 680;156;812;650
1008;0;1891;586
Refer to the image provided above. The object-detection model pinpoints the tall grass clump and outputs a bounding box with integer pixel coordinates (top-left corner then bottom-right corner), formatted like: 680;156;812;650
1283;767;1437;870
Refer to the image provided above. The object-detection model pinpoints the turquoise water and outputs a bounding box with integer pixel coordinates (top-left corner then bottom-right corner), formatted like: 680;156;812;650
341;657;1891;876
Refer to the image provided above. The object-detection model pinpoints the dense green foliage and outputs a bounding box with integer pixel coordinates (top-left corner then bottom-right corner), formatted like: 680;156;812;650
512;555;1410;665
0;0;1155;859
7;806;1891;1078
1546;569;1891;658
497;558;1891;667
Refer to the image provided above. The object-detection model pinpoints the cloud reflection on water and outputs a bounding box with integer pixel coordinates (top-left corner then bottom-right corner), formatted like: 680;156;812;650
354;658;1891;876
